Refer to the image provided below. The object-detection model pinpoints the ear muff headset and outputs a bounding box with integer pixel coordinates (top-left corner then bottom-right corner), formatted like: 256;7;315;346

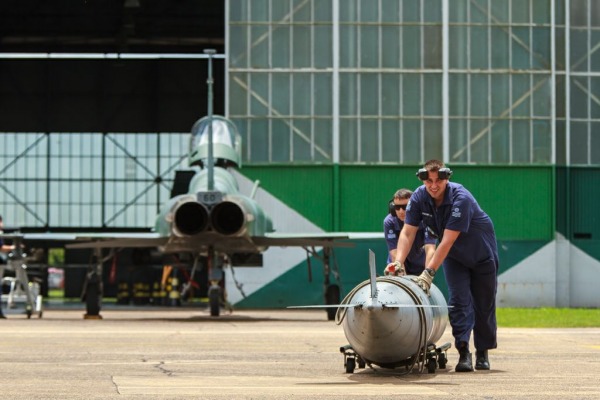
389;199;395;216
416;167;453;180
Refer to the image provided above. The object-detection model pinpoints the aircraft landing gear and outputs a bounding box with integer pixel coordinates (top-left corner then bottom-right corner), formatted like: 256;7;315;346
305;246;342;321
208;284;220;317
82;248;107;320
83;279;102;319
206;246;229;317
325;284;340;321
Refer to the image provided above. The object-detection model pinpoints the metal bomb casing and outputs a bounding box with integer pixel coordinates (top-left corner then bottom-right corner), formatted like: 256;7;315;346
341;275;448;366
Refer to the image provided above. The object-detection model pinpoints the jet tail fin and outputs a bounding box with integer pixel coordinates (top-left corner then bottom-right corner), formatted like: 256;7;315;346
369;249;377;300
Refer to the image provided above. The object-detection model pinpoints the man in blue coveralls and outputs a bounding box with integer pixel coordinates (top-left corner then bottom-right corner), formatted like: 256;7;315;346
383;188;435;276
386;160;498;372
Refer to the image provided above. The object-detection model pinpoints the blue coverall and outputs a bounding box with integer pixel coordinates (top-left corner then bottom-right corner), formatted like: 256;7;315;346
405;182;498;351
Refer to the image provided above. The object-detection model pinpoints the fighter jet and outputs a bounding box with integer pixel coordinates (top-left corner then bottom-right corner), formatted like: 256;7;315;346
289;250;451;374
58;50;353;318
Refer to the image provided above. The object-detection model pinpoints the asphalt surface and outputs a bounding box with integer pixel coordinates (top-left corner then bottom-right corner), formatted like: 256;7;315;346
0;306;598;399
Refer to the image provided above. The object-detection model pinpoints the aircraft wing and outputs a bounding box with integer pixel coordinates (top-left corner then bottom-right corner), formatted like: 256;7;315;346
12;231;381;256
59;231;360;252
63;233;164;248
255;232;355;248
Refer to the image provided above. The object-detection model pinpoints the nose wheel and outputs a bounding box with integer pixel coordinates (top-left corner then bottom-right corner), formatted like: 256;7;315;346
208;284;220;317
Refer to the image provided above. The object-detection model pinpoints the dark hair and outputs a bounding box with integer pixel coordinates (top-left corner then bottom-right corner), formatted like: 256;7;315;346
423;159;445;172
393;188;413;200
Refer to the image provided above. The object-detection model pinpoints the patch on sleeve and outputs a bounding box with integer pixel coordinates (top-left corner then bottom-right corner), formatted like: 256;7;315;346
452;207;462;218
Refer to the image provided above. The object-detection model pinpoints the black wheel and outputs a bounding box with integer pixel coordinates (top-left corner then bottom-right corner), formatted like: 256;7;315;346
357;357;366;369
345;357;356;374
85;283;101;316
325;284;340;321
438;353;447;369
209;286;220;317
427;358;437;373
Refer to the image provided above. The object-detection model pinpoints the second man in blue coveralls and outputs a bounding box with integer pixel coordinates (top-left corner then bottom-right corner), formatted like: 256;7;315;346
386;160;498;372
383;188;435;276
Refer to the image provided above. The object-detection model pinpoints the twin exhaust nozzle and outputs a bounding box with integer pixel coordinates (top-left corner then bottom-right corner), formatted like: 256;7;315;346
173;200;245;237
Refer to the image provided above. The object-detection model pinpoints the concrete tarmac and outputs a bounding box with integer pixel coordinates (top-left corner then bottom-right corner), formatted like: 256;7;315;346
0;307;598;399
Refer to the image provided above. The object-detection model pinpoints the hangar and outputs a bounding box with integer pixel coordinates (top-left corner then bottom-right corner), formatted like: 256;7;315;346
0;1;598;310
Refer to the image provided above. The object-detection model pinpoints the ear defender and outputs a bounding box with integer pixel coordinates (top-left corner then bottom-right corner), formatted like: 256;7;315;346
438;168;453;179
389;199;395;216
416;167;453;180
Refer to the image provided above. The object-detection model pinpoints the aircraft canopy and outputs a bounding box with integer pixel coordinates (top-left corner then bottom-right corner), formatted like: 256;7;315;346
189;115;242;168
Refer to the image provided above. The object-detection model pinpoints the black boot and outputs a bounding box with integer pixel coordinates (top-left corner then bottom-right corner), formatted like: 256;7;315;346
0;309;6;319
475;350;490;370
455;345;474;372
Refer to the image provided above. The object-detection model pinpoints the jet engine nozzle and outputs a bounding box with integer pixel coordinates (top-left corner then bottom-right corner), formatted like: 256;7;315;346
210;201;245;236
173;201;210;236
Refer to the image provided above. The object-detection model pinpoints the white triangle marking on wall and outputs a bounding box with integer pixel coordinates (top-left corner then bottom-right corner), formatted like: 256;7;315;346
497;234;600;307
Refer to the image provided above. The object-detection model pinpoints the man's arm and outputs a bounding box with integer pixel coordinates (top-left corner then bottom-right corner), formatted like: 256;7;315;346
389;248;397;261
383;217;398;262
394;224;419;264
412;229;461;294
384;224;418;276
423;244;436;268
425;228;461;272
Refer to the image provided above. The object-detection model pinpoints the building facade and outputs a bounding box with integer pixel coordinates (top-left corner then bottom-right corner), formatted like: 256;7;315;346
225;0;600;308
0;0;598;307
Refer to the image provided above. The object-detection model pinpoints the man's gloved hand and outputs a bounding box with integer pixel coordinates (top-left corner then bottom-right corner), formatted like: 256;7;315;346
412;269;434;295
384;261;406;276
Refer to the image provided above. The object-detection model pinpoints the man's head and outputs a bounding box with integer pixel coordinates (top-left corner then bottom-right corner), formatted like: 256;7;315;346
392;188;412;221
417;160;452;203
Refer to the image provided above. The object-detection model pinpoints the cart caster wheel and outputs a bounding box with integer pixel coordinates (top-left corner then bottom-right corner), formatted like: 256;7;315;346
438;353;447;369
427;358;437;373
345;357;356;373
